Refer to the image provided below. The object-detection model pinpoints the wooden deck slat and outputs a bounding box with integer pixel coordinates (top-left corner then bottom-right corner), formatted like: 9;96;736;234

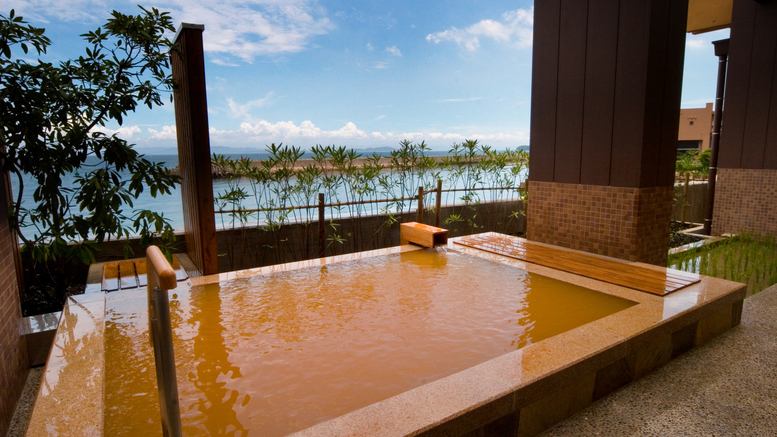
462;239;678;294
471;238;695;285
171;255;188;281
475;243;678;292
135;258;148;287
467;239;690;294
457;234;700;296
102;263;119;292
472;241;683;293
118;260;138;290
99;256;188;292
473;240;689;291
463;236;699;295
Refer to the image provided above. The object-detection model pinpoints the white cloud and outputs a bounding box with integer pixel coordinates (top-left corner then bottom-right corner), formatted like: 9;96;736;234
210;58;240;67
92;125;141;138
367;130;529;144
148;126;177;140
11;0;334;61
374;115;387;121
135;119;528;148
384;46;401;57
373;61;388;69
226;93;274;122
686;38;706;50
366;42;374;51
238;119;368;140
169;0;334;62
5;0;109;23
427;7;533;51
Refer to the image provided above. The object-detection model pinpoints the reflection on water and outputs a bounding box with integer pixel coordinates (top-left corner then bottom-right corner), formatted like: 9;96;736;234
104;293;162;436
105;249;635;436
184;284;248;435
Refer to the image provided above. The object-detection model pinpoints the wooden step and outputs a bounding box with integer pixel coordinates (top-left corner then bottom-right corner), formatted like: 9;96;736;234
102;255;188;292
456;234;700;296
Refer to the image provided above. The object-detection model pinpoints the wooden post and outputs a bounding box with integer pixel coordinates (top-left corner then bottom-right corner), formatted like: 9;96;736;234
435;179;443;228
318;193;326;258
171;23;218;276
682;173;689;225
417;186;424;223
146;246;182;437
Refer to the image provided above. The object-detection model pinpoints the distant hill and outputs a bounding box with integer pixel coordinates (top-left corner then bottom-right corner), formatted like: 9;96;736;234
135;144;529;157
134;146;266;156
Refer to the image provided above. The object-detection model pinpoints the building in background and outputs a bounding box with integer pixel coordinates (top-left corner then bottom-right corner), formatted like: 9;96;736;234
678;102;714;152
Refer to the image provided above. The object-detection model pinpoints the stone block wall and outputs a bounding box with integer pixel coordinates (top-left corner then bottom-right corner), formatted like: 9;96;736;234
527;181;673;266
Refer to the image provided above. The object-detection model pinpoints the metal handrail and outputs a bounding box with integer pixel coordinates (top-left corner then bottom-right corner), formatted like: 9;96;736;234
147;246;182;437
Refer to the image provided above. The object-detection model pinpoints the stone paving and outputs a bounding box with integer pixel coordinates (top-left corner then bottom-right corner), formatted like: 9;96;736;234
541;284;777;437
6;367;42;437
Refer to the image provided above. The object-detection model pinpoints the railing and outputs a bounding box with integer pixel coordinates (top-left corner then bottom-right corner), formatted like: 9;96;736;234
214;181;524;226
146;246;182;437
214;181;523;255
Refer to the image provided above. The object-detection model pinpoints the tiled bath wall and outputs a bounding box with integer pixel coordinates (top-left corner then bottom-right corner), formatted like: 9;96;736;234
0;176;27;437
713;168;777;237
439;297;744;437
527;181;674;266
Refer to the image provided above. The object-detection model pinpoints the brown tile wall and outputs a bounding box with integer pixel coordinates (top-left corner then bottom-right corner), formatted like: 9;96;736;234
712;168;777;236
0;174;27;437
527;181;673;266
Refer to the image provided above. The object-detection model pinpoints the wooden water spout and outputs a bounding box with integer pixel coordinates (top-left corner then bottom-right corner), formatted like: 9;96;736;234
400;222;448;248
147;246;182;437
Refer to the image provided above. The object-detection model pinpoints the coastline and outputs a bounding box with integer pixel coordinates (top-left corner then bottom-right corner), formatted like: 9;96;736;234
171;155;485;178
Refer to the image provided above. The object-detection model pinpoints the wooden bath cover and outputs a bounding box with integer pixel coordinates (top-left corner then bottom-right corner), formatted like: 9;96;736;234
456;234;700;296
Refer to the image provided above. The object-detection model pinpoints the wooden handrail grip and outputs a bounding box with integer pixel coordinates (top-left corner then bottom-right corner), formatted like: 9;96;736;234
147;246;177;291
146;244;183;436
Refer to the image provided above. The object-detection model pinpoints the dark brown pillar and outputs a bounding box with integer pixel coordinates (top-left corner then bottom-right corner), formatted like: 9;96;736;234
171;24;218;275
713;0;777;237
528;0;688;266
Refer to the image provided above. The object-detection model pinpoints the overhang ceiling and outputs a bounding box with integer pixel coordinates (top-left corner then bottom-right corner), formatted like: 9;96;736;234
687;0;733;34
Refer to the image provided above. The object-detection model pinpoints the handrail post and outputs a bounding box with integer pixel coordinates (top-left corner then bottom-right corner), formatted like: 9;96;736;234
435;179;443;227
318;193;326;258
147;246;182;437
417;186;424;223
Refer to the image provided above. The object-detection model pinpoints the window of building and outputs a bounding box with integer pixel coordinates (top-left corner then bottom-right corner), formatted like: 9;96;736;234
678;140;701;153
690;120;694;125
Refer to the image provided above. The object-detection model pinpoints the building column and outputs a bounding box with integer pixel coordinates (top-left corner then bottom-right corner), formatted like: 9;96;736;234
171;24;219;275
712;0;777;237
527;0;688;266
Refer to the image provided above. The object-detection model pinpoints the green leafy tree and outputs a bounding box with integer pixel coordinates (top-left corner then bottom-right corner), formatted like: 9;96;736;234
0;7;180;265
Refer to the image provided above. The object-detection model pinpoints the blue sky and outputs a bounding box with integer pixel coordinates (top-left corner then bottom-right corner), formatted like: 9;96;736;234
7;0;729;152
